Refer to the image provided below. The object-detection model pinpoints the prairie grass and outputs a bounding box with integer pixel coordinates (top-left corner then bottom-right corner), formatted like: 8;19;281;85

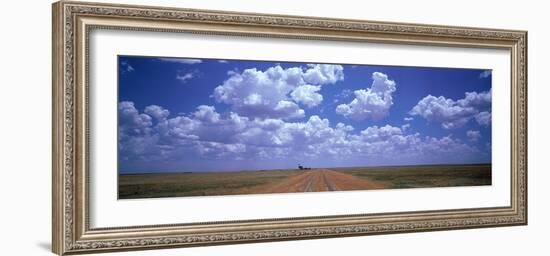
334;164;491;189
118;164;491;199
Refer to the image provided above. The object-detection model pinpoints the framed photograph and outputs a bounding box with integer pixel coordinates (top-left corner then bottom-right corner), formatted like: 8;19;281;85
52;1;527;255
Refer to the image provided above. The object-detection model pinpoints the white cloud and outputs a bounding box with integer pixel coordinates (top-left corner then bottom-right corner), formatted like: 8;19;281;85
303;64;344;85
290;84;323;107
176;72;197;83
335;72;397;121
158;57;202;64
217;60;229;64
156;115;200;141
356;125;403;142
475;111;491;126
176;73;193;82
273;100;305;119
213;66;302;119
409;95;476;129
410;89;491;129
458;89;492;108
346;126;477;163
419;135;476;156
467;130;481;142
213;64;343;119
120;101;479;166
119;101;152;136
144;105;169;121
193;105;221;123
118;102;159;161
404;117;414;121
479;70;492;78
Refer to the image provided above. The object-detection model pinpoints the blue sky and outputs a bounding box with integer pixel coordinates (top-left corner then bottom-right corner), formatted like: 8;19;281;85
118;56;492;173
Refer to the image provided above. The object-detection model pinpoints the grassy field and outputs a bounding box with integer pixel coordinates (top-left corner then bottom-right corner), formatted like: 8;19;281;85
334;164;491;189
119;164;491;199
118;169;297;199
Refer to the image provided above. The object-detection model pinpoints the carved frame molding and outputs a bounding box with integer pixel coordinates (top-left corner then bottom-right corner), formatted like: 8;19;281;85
52;1;527;255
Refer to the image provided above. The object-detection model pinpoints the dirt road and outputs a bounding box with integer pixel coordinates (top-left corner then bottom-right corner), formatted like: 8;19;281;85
246;169;387;194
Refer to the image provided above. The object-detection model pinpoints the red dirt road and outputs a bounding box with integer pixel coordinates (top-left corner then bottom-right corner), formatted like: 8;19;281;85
244;169;387;194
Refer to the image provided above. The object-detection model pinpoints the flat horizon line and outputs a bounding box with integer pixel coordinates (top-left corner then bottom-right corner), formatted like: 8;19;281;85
119;162;492;175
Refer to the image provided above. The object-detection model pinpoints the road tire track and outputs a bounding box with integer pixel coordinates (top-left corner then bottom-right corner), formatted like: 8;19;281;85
303;176;315;192
322;170;339;191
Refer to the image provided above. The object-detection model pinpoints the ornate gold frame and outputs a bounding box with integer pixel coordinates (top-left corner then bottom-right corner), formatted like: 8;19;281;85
52;1;527;255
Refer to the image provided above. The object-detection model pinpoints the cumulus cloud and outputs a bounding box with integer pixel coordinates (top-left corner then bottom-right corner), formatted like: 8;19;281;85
356;125;403;142
458;90;492;108
347;126;477;163
404;117;414;121
119;101;479;169
273;101;305;119
475;111;491;126
410;89;491;129
213;64;343;119
144;105;169;121
119;101;152;136
156;115;200;141
213;66;298;119
303;64;344;85
290;84;323;107
193;105;221;123
336;72;397;121
158;58;202;64
118;102;160;163
409;95;476;129
467;130;481;142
